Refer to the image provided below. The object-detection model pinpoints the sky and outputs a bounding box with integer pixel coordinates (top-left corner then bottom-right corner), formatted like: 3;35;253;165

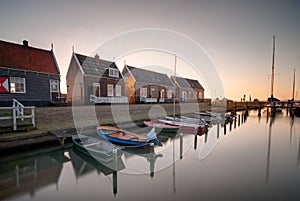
0;0;300;101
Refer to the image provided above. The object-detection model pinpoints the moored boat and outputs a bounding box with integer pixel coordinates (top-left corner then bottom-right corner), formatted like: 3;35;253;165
158;118;207;133
96;126;162;147
143;121;179;133
72;134;122;162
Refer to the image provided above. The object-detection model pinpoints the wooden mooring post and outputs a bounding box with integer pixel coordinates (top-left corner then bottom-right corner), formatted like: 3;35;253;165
258;104;262;117
234;116;237;128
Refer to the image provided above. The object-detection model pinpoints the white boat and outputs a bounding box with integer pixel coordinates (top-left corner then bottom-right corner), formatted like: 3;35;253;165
165;116;208;127
158;118;207;133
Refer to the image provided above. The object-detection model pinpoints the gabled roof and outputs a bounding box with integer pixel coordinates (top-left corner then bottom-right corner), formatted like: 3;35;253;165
0;39;60;74
74;53;121;77
124;66;173;86
171;76;204;89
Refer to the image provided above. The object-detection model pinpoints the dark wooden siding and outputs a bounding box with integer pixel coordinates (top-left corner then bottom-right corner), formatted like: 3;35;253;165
0;67;60;106
83;76;126;104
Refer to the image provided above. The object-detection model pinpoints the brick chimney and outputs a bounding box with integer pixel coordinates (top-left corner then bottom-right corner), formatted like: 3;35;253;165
23;40;29;47
95;54;100;65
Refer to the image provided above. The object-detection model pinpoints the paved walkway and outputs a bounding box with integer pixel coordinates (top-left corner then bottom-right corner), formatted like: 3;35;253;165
0;102;236;150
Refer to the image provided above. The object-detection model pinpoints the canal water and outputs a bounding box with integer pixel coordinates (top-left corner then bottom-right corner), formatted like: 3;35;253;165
1;110;300;201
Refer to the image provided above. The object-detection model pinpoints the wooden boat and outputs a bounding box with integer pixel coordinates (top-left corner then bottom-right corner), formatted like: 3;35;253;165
96;126;162;147
72;134;122;162
166;116;209;127
143;121;179;133
158;119;207;133
194;111;224;124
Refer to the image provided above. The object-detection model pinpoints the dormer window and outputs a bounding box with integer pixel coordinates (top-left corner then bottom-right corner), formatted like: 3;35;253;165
109;68;119;78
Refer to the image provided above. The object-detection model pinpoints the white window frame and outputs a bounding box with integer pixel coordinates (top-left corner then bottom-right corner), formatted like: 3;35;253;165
140;87;147;97
107;84;114;96
115;85;121;96
10;77;26;93
108;68;119;78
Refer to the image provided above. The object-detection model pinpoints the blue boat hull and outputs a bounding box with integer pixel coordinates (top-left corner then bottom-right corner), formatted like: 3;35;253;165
96;130;149;147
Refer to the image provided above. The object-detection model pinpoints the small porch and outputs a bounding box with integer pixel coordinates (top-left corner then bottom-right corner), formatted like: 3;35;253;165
90;95;128;104
140;97;165;103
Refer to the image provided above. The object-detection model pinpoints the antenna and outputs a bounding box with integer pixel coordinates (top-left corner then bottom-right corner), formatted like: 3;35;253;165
72;45;75;53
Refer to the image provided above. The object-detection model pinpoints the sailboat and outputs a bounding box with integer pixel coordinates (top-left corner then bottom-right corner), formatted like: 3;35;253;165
291;69;300;117
268;36;282;113
144;55;181;133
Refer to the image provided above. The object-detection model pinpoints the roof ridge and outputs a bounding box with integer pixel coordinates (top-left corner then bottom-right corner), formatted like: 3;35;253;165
0;39;52;53
127;65;169;76
74;52;114;63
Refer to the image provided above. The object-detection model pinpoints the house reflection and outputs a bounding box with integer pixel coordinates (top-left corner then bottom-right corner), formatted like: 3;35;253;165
0;147;69;200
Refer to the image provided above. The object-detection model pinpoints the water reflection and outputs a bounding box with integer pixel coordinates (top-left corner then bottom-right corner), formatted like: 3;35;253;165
1;110;300;201
0;146;68;200
69;148;125;196
266;116;274;183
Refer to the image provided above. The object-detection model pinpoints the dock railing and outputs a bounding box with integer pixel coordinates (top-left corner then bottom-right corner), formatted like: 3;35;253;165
0;99;35;131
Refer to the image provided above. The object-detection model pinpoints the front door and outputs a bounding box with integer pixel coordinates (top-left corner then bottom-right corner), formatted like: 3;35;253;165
93;83;100;97
182;91;187;102
50;80;60;101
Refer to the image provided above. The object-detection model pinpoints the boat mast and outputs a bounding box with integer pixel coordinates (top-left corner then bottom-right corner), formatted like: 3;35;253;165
270;35;275;101
292;68;296;102
173;55;177;120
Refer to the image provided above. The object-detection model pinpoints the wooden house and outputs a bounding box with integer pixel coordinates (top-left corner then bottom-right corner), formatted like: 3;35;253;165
171;76;204;102
122;65;174;104
0;39;61;106
66;53;127;104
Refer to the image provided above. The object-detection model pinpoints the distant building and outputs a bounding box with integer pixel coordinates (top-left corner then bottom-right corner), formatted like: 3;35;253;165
171;76;204;102
122;66;174;104
66;53;127;104
0;39;61;106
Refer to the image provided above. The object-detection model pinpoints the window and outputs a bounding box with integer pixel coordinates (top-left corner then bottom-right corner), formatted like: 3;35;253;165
108;68;119;78
10;77;26;93
140;88;147;97
167;89;173;99
50;80;59;93
160;89;165;98
198;91;203;99
107;84;114;96
115;85;121;96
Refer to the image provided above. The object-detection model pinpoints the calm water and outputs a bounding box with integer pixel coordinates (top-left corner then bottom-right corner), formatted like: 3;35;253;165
1;110;300;201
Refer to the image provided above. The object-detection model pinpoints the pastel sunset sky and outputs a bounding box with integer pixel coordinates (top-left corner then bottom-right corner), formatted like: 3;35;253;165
1;0;299;101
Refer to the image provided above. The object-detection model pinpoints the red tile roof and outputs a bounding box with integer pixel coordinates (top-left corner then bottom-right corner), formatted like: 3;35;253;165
0;40;60;74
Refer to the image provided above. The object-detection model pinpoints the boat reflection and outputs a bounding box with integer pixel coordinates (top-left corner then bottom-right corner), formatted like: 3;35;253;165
123;145;163;178
69;147;125;196
266;116;274;183
0;146;68;200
